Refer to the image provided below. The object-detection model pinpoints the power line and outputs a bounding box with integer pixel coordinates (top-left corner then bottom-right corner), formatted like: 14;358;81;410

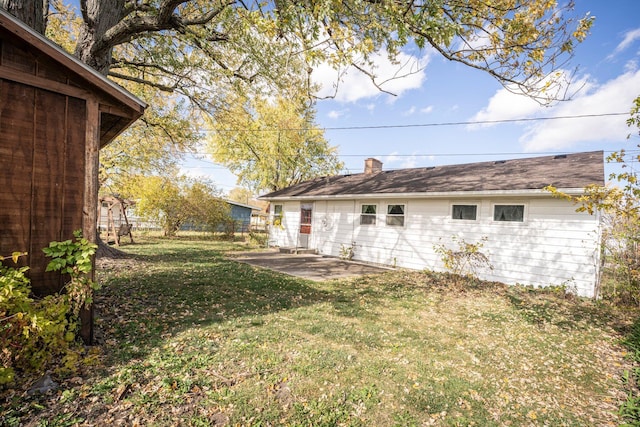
181;148;640;161
204;112;630;133
322;112;631;131
336;150;640;158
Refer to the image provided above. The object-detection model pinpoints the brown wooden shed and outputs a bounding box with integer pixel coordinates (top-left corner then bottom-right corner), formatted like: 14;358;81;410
0;9;146;296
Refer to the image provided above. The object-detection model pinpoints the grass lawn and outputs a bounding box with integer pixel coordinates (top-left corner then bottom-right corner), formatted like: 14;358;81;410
2;236;638;426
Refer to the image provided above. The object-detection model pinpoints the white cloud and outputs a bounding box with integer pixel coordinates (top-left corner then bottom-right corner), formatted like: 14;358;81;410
381;153;430;169
612;28;640;56
469;65;640;152
520;68;640;151
401;155;418;168
313;50;429;103
327;110;347;119
468;70;588;129
403;106;417;116
468;88;541;128
383;152;400;165
420;105;434;114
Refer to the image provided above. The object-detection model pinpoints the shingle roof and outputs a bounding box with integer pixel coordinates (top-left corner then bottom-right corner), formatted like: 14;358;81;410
225;199;262;211
261;151;604;199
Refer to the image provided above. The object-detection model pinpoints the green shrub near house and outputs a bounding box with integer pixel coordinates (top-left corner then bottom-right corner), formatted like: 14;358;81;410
1;234;97;386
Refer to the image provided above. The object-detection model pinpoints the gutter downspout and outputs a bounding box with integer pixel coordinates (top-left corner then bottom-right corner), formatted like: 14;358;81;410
594;209;604;299
295;202;300;254
352;199;357;255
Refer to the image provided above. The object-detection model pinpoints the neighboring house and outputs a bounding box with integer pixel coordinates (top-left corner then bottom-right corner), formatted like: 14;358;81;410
180;200;262;233
225;200;262;233
0;9;146;297
260;151;605;297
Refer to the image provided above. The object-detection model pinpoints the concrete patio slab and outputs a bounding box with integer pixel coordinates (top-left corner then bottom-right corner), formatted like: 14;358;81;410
229;250;391;281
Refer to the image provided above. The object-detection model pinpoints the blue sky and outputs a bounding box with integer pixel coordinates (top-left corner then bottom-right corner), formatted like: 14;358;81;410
181;1;640;194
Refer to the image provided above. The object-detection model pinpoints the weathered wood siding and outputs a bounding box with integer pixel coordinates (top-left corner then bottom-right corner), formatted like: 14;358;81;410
269;197;600;297
0;36;86;295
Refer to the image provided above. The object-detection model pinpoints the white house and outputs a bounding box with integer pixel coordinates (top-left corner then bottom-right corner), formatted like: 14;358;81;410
260;151;605;297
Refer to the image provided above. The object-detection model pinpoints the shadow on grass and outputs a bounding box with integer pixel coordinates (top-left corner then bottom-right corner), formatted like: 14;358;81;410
94;240;401;368
503;286;620;330
356;268;623;332
6;236;635;427
50;237;630;389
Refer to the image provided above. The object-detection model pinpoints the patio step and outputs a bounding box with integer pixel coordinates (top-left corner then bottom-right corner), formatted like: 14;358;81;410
278;247;317;255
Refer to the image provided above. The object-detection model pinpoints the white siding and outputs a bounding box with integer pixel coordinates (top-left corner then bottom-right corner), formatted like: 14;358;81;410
311;200;356;257
269;196;601;297
269;202;300;248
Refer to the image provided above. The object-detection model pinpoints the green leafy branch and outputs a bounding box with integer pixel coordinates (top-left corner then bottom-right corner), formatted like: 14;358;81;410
0;252;28;263
434;236;493;285
43;231;99;316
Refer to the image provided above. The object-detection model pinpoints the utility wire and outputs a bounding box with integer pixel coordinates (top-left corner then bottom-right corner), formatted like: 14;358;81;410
204;112;630;133
180;149;640;160
321;112;631;131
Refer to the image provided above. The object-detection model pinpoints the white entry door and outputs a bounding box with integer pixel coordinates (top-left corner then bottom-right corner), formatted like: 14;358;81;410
298;203;313;248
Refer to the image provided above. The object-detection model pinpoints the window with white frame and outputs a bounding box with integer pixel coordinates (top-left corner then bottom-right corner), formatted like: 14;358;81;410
273;204;283;226
452;204;477;220
493;204;525;222
386;204;405;226
360;204;377;225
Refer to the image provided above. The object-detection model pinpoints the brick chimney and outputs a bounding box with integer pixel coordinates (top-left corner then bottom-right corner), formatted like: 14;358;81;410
364;158;383;174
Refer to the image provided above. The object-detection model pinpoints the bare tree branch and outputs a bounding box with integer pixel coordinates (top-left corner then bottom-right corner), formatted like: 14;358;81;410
109;71;177;92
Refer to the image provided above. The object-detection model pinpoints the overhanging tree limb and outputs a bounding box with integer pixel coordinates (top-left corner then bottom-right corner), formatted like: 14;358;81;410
93;0;233;56
108;71;177;92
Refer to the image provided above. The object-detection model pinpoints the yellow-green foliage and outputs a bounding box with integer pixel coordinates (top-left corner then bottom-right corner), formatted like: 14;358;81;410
434;237;493;284
1;232;96;386
249;231;268;247
0;262;78;385
43;231;99;316
546;95;640;304
0;263;31;384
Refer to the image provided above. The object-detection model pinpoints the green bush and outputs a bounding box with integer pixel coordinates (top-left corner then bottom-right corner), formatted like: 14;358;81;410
249;231;268;247
434;236;493;285
43;231;99;316
0;262;76;385
1;232;97;386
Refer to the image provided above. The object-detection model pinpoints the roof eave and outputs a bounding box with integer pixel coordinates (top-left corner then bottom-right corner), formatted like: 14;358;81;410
260;187;589;201
0;9;147;113
224;199;262;211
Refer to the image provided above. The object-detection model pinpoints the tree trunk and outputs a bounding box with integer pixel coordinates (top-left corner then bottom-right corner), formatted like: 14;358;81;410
1;0;47;34
74;0;125;75
74;0;129;257
96;236;129;258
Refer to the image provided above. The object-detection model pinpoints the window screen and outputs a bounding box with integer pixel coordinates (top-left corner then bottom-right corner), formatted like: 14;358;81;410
386;204;405;226
300;208;312;225
493;205;524;222
360;204;376;225
452;205;477;220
